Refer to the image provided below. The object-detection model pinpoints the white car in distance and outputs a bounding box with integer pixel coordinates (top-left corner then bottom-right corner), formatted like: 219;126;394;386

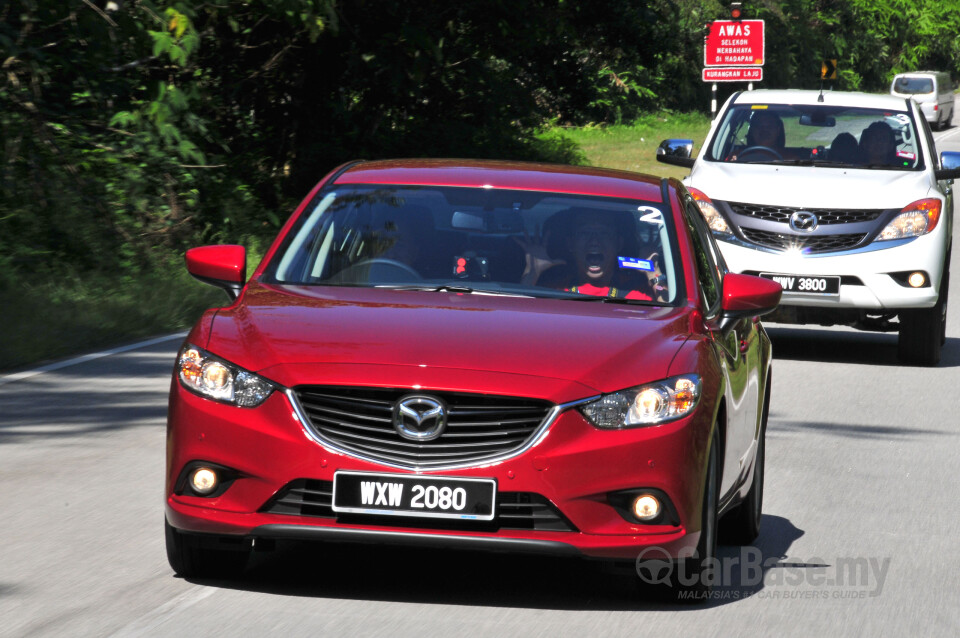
658;89;960;365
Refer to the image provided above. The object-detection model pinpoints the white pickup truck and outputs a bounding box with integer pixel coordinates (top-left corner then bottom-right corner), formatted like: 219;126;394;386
658;89;960;365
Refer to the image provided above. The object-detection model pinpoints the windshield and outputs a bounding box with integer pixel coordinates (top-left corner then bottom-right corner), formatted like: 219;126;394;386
705;103;923;170
893;77;934;95
263;185;682;304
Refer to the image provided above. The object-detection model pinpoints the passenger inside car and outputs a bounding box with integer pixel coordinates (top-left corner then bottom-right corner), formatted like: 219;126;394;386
829;132;860;164
516;209;655;300
859;121;899;166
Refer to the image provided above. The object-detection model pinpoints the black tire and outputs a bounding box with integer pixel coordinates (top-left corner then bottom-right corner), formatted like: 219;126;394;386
165;520;250;579
941;265;950;346
719;396;766;545
669;427;720;602
898;266;949;366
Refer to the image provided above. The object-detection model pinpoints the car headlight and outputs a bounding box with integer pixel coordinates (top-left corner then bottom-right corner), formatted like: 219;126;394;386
687;188;732;236
579;374;702;429
877;198;942;241
177;345;276;407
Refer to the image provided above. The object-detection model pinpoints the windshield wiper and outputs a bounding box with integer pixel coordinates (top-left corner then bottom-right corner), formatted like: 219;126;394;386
377;284;532;297
747;158;878;168
377;284;475;293
860;163;911;170
563;295;651;305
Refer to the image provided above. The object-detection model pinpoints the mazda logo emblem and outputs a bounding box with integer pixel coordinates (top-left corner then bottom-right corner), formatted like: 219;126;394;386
393;395;447;441
789;211;818;232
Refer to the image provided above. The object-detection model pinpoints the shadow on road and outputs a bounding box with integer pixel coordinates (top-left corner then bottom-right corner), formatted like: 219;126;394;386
0;345;175;443
191;514;805;611
768;415;953;439
766;326;960;369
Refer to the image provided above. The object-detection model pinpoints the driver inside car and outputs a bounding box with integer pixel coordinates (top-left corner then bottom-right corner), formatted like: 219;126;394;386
727;110;786;161
331;206;438;283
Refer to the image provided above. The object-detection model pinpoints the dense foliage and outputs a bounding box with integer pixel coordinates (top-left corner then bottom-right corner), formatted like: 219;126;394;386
2;0;959;313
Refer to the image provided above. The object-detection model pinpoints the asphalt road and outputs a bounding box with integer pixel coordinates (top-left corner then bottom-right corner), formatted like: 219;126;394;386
3;117;960;638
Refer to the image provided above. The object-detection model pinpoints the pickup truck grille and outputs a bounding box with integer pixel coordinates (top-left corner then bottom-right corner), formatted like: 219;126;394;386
740;227;867;253
728;202;885;225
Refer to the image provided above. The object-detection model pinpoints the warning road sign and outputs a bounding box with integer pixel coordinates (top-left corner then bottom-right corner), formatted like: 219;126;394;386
821;59;837;80
704;20;765;67
703;67;763;82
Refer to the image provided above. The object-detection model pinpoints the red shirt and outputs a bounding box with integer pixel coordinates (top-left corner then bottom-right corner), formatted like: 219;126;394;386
568;283;652;300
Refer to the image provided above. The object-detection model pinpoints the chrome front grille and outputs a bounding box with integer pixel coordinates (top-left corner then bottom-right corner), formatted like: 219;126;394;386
728;202;884;225
293;387;553;468
739;227;867;253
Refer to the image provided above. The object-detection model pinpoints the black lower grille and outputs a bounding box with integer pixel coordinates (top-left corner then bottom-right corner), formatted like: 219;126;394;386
740;227;867;253
293;386;553;468
261;479;576;532
497;492;576;531
262;479;335;518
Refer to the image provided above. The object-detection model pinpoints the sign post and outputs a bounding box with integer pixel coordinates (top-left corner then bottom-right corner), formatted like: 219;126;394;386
703;18;765;118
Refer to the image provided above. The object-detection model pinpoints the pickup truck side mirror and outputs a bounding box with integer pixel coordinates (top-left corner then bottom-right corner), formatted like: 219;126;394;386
656;139;696;168
935;151;960;181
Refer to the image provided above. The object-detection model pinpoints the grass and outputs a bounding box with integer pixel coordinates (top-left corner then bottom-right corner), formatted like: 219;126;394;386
1;111;711;372
540;111;713;179
0;260;224;372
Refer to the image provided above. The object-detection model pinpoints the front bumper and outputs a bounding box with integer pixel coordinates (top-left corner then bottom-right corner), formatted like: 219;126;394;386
717;233;946;311
166;382;712;560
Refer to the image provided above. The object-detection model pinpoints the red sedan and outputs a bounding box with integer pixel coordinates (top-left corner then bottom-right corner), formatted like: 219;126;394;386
165;159;781;597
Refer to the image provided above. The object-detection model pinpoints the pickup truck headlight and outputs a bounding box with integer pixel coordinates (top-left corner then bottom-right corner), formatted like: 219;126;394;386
877;198;942;241
178;344;275;407
688;188;733;236
579;374;702;429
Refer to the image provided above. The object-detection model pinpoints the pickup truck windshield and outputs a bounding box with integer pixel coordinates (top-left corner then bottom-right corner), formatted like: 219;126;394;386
705;104;923;171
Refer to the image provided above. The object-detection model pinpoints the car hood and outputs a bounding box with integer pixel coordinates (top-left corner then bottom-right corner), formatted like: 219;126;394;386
686;161;935;209
202;282;692;400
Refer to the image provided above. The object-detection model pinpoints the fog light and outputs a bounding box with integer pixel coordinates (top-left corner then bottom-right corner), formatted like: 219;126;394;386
191;467;218;495
632;494;661;521
908;272;926;288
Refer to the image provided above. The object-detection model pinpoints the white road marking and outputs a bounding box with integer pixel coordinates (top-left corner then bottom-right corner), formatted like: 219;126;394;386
935;126;960;143
0;332;187;387
107;586;217;638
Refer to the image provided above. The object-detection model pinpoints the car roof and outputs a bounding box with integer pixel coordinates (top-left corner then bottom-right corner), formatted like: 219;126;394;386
334;159;666;202
732;89;912;110
893;71;947;77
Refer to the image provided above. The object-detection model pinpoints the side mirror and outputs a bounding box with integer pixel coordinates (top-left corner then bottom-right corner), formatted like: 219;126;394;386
717;273;782;335
936;151;960;181
655;139;696;168
185;245;247;301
